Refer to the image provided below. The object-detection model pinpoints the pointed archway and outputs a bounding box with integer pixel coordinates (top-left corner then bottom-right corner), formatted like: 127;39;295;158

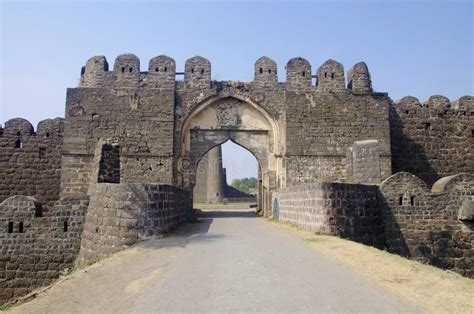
177;94;283;216
194;140;259;205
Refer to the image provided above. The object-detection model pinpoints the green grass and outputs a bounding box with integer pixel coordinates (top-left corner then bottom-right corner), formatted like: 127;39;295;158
303;237;331;243
0;303;12;311
60;267;74;277
86;257;100;267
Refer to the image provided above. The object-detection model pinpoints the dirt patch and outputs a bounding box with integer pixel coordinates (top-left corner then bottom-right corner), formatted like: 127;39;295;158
270;220;474;314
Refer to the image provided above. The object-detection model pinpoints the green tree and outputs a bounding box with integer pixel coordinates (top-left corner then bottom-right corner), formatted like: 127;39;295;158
230;177;257;194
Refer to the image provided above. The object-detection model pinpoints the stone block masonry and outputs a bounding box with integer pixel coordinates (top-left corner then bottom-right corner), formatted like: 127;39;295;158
390;96;473;186
0;182;190;303
346;140;381;184
274;172;473;278
0;118;63;212
0;196;89;303
77;183;191;265
380;172;473;278
274;182;385;248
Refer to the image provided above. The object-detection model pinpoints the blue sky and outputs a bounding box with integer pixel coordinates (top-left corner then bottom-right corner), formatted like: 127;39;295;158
1;1;472;181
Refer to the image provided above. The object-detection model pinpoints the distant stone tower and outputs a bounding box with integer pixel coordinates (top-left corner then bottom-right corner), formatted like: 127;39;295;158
194;146;225;203
206;146;225;203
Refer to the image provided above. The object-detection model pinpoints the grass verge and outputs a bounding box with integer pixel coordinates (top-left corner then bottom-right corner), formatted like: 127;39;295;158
269;219;474;314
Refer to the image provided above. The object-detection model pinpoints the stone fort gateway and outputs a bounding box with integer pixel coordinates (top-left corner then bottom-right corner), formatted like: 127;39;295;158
0;54;472;303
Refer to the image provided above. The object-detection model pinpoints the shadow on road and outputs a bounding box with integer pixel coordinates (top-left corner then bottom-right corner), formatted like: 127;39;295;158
139;210;256;251
199;210;256;219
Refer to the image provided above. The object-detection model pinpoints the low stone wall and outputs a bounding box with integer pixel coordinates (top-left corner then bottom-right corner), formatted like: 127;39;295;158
0;196;89;303
77;183;191;265
273;182;385;248
380;172;473;277
0;182;190;304
274;174;473;278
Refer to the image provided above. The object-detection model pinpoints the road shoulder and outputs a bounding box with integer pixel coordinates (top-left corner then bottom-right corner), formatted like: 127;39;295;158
268;220;474;314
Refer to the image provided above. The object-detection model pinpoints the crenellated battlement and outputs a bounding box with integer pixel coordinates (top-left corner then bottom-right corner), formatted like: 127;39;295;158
389;95;473;186
393;95;473;116
0;117;64;212
79;54;374;94
347;62;372;95
2;117;64;139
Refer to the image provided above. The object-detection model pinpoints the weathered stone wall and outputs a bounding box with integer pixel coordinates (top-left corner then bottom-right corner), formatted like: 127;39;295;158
98;143;120;184
193;158;209;203
284;156;346;186
63;75;175;197
389;95;473;186
346;140;381;184
274;173;473;278
77;183;191;265
0;195;89;303
0;118;64;212
285;91;391;185
380;172;473;278
71;54;395;201
273;182;385;248
285;59;390;178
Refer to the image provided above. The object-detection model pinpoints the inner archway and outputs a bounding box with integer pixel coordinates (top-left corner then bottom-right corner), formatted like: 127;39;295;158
193;140;259;207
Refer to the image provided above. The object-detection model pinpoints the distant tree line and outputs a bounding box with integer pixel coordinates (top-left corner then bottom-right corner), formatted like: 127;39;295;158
230;177;257;194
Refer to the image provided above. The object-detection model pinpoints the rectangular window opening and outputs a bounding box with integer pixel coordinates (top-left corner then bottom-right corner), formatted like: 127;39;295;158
35;204;43;217
8;222;13;233
98;143;120;184
410;196;415;206
39;147;46;159
19;222;24;233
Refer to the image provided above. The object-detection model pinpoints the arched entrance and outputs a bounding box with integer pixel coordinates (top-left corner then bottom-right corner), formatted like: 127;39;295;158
194;139;261;206
177;94;283;216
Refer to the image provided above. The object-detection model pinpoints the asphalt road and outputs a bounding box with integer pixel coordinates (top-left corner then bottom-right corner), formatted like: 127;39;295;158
10;210;419;313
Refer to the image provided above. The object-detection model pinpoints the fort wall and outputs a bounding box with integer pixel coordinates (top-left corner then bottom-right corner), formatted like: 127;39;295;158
0;195;89;303
390;96;473;185
273;182;385;248
284;91;391;185
0;132;191;303
0;118;64;212
62;86;175;197
76;54;395;191
273;172;473;277
380;172;473;277
77;182;191;265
